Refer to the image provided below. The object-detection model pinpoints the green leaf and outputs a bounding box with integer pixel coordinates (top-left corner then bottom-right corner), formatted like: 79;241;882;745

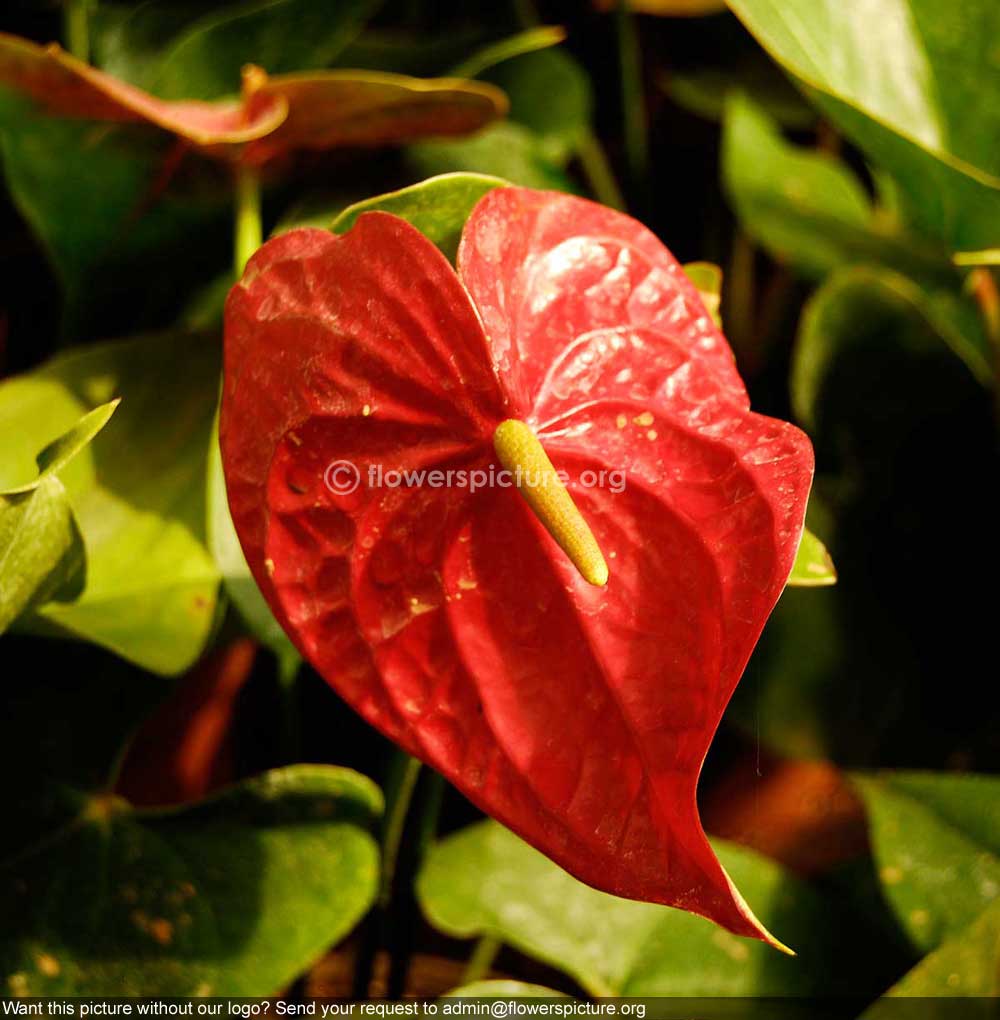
727;0;1000;250
451;26;567;80
417;821;883;997
0;92;231;327
954;250;1000;268
443;982;568;998
408;123;576;195
883;774;1000;857
682;261;723;325
7;400;120;494
137;0;379;99
794;268;993;438
0;479;82;635
0;332;221;674
854;772;1000;955
862;897;1000;1007
331;173;508;262
723;92;886;280
206;412;299;665
664;59;815;129
0;401;118;635
1;764;381;995
786;528;836;587
475;48;593;166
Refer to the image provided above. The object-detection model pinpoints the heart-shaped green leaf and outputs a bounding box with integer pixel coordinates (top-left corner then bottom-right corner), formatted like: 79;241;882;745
862;896;1000;1007
331;173;508;261
854;772;1000;955
0;401;118;635
0;331;221;674
1;764;381;995
728;0;1000;250
418;820;883;997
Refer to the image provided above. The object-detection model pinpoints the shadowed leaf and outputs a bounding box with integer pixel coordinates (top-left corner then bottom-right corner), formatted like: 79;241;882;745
0;765;381;995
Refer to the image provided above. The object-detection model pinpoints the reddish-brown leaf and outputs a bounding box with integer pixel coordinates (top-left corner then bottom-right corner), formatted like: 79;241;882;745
239;66;507;165
0;32;287;147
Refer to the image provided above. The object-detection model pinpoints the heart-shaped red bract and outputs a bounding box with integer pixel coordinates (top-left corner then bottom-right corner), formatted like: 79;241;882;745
221;187;814;945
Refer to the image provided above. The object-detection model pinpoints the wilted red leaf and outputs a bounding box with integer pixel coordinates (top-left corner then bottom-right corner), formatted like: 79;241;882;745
0;35;505;166
240;66;508;165
703;750;869;877
115;639;257;808
220;188;814;945
0;32;287;147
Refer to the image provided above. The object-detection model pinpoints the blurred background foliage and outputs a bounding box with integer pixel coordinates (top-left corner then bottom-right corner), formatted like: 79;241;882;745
0;0;997;1005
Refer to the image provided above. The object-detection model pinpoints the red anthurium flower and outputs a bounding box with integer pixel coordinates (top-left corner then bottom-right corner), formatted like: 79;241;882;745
220;187;814;946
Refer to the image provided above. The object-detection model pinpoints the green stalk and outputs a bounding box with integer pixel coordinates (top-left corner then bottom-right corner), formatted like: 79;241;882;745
577;129;627;211
378;754;423;909
64;0;91;62
461;935;502;985
615;0;649;204
352;752;423;997
233;163;262;278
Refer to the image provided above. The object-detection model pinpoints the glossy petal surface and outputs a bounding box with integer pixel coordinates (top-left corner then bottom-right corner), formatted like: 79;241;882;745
221;188;814;944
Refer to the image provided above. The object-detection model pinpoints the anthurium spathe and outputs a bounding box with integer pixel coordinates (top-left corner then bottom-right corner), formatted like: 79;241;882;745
220;187;814;946
0;32;506;163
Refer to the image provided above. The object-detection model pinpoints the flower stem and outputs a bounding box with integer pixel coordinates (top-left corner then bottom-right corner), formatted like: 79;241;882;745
233;163;262;278
352;752;423;997
461;935;502;985
378;754;423;909
615;0;649;207
64;0;91;62
577;129;626;212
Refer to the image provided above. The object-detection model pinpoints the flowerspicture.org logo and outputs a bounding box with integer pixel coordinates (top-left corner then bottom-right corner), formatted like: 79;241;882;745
322;461;628;497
